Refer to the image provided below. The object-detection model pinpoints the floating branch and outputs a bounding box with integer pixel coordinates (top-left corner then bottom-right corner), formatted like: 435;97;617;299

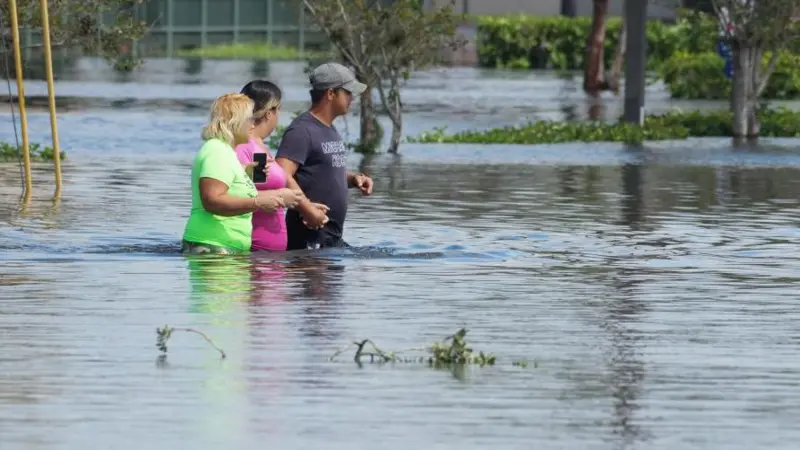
156;325;226;359
329;328;530;368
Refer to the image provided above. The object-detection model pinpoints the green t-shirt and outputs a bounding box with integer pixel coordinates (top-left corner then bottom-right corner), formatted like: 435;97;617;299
182;138;257;251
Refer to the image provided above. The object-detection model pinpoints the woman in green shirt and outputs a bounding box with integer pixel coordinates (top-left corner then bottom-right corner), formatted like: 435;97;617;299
182;93;303;254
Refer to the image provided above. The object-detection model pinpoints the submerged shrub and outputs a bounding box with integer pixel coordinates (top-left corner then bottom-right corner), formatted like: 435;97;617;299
407;108;800;145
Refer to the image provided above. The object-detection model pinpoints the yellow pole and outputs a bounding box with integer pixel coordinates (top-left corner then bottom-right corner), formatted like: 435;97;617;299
39;0;63;200
8;0;33;202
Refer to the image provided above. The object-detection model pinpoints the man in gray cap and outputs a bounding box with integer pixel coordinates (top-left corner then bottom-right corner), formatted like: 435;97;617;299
275;62;375;250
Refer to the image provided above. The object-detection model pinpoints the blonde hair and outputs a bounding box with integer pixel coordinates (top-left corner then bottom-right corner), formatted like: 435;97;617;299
201;93;254;146
253;97;281;121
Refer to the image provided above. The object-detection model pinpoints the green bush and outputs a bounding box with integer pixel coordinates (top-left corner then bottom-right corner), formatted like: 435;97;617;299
0;142;66;162
476;9;718;70
644;108;800;138
476;9;800;71
407;108;800;145
660;51;800;99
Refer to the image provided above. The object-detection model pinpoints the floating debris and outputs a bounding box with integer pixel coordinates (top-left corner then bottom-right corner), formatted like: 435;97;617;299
329;328;531;368
156;325;226;359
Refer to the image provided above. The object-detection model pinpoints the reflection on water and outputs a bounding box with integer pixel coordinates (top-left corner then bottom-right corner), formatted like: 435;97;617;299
2;114;800;448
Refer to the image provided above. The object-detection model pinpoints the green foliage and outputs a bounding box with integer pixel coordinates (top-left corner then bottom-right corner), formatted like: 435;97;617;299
408;120;689;145
715;0;800;50
350;114;384;154
176;42;326;61
302;0;464;75
0;141;65;162
265;124;286;151
644;107;800;138
475;9;799;71
0;0;148;69
300;0;465;153
408;108;800;145
660;51;800;99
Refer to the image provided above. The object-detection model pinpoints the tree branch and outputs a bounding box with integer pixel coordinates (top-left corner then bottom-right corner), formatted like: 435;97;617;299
756;50;779;97
301;0;362;70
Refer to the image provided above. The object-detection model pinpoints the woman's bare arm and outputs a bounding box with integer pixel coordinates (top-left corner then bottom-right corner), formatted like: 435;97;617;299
199;178;259;216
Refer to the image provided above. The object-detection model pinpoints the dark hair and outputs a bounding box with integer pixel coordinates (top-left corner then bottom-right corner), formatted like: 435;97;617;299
310;88;328;105
309;87;347;106
240;80;282;115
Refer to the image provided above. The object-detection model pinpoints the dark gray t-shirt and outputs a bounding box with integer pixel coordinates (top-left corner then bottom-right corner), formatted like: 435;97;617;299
276;112;349;232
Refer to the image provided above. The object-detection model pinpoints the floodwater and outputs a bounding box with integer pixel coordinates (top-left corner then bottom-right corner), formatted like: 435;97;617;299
2;58;800;449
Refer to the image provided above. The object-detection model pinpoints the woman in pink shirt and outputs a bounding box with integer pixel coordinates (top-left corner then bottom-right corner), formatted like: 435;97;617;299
235;80;327;252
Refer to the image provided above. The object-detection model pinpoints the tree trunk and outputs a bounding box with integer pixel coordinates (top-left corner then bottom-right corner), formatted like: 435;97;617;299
358;85;380;153
382;76;403;154
387;89;403;154
584;0;609;94
731;43;759;139
607;20;626;94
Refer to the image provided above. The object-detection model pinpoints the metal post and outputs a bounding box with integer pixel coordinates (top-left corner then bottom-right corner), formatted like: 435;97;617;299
201;0;208;49
623;0;647;125
39;0;63;199
233;0;240;43
561;0;576;17
8;0;33;201
299;4;305;57
131;4;140;59
267;0;274;45
166;0;174;57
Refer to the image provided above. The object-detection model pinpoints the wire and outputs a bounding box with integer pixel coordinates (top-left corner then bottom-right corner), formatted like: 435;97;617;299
0;9;26;193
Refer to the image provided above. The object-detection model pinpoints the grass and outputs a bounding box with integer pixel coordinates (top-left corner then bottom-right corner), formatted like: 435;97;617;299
176;42;327;61
0;142;66;162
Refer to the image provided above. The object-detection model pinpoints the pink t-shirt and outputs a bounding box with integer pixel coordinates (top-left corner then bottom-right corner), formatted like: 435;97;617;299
234;139;288;251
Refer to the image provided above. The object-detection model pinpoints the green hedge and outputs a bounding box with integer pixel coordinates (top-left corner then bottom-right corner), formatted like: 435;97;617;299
477;10;718;70
477;9;800;71
407;108;800;145
660;51;800;99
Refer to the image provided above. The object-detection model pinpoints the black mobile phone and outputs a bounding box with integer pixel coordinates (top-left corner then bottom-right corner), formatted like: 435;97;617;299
252;153;267;183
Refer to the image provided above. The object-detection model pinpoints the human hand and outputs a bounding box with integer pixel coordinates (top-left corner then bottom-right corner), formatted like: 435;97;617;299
255;191;285;212
244;160;269;181
277;188;305;209
352;173;373;195
301;204;329;229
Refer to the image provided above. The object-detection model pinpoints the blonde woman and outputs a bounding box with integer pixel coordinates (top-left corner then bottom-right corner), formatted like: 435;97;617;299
182;93;303;254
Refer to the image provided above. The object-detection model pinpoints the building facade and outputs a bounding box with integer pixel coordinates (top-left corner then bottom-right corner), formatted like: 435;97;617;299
427;0;680;19
128;0;686;58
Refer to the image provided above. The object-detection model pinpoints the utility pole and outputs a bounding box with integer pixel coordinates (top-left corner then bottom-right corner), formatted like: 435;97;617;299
623;0;648;124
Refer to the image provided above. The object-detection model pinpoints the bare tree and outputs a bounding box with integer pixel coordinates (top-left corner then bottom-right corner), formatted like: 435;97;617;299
711;0;800;138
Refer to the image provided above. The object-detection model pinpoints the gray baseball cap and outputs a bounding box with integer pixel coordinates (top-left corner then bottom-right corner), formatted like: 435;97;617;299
309;62;367;96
